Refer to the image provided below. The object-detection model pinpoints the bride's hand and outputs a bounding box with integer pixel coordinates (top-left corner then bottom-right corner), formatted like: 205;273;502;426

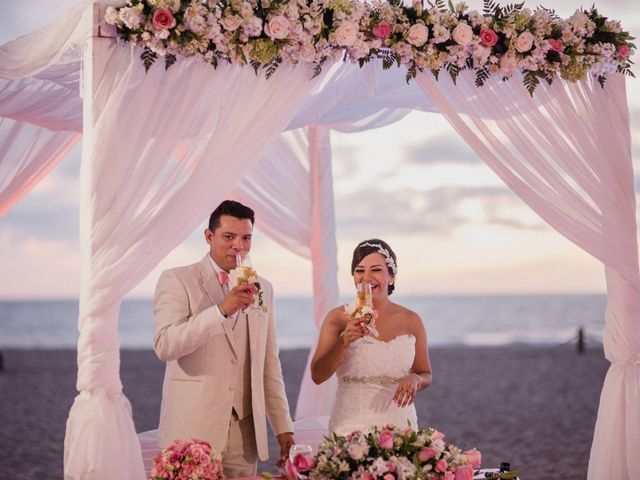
393;373;420;407
339;313;366;346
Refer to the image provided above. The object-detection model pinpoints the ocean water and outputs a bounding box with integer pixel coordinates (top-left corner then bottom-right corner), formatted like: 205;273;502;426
0;294;606;349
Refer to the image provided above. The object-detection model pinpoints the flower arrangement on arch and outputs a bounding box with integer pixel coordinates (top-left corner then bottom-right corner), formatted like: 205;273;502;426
150;438;225;480
308;424;481;480
105;0;635;95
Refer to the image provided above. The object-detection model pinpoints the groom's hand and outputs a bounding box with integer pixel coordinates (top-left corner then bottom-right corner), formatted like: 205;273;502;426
276;432;295;467
219;284;257;315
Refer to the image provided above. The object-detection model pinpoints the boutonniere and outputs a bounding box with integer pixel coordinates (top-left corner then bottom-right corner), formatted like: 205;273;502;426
254;282;268;313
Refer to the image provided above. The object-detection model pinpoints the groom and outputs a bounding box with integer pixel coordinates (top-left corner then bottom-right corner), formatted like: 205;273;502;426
153;200;295;478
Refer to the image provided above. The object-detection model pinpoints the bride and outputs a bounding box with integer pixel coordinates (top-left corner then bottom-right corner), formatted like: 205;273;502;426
311;239;432;435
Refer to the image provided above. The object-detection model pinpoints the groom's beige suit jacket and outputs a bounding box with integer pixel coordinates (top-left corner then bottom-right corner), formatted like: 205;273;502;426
153;254;293;460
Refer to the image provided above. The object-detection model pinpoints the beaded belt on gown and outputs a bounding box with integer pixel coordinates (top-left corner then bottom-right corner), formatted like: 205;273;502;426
342;375;405;385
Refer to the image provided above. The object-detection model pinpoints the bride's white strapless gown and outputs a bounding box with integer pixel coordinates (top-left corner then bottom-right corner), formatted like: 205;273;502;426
329;334;418;435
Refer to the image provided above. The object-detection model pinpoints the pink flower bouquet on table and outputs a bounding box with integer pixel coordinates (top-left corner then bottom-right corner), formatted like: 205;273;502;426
308;425;481;480
150;438;224;480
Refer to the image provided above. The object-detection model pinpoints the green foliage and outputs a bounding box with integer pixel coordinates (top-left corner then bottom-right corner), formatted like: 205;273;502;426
250;60;261;75
483;0;499;16
164;54;177;70
405;63;417;83
446;63;460;84
523;70;540;97
140;47;157;72
475;67;490;87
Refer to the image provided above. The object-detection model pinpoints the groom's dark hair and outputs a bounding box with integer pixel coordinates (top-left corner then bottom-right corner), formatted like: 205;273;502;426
209;200;255;231
351;238;397;295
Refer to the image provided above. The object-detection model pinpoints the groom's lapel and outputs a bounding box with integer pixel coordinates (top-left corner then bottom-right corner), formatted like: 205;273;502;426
198;255;238;359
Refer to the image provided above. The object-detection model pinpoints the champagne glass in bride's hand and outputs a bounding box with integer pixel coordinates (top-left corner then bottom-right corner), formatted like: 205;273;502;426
355;283;379;337
287;444;314;478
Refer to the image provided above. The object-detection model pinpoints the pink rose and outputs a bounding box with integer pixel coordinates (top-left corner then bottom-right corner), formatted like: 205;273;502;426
617;44;630;58
444;472;455;480
293;453;316;473
431;430;445;440
334;22;358;47
463;448;481;468
378;429;394;449
152;8;176;30
479;28;498;47
384;474;395;480
372;22;392;39
548;38;564;52
436;459;448;473
417;447;436;462
455;465;474;480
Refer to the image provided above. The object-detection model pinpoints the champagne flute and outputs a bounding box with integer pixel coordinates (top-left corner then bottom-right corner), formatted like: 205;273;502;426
234;251;259;310
288;444;313;478
356;282;372;308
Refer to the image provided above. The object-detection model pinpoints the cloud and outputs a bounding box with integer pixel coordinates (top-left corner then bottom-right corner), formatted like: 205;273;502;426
403;134;480;166
335;184;545;237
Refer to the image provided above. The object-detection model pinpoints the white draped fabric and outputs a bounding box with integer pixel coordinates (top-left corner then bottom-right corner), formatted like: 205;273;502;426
63;28;329;476
232;127;341;419
415;70;639;480
1;2;639;479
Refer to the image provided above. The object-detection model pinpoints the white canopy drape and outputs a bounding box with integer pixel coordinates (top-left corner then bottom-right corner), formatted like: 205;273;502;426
0;2;638;479
415;70;639;480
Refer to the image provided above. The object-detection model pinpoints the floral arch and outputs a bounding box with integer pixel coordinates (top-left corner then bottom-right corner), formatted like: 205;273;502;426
0;0;638;479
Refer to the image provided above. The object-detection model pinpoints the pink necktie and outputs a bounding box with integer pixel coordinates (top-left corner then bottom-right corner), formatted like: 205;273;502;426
217;271;229;287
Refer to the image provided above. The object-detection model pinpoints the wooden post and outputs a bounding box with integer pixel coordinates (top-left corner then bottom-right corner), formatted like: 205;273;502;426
577;327;585;353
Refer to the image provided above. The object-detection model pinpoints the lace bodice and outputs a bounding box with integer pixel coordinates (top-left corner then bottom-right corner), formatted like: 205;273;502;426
329;334;418;435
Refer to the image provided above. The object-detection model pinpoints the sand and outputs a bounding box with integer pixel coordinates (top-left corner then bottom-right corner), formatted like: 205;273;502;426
0;345;608;479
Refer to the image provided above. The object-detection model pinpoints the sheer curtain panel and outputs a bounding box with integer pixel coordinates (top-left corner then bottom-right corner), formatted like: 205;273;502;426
415;70;639;480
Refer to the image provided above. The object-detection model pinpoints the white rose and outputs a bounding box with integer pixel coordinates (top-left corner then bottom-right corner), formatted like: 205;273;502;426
334;22;358;47
347;443;365;460
266;15;290;40
221;15;243;31
119;6;144;30
451;22;473;45
515;31;535;52
406;23;429;47
104;6;121;26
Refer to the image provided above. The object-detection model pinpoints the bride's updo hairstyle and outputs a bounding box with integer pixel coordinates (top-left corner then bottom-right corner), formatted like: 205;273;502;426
351;239;398;295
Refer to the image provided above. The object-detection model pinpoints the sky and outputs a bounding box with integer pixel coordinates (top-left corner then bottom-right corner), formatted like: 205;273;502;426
0;0;639;299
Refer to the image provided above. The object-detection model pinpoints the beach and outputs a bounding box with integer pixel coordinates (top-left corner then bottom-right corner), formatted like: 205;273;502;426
0;345;607;479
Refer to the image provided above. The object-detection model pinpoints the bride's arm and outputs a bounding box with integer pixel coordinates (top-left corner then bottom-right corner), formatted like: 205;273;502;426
393;313;432;407
310;308;364;384
410;314;432;391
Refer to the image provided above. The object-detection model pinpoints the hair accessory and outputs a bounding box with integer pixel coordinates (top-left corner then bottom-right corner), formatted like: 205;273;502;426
359;242;397;275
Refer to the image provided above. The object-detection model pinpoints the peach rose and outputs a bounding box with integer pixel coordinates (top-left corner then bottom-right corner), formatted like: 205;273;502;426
152;8;176;30
463;448;482;468
221;15;242;31
266;15;290;40
334;22;358;47
515;31;535;52
479;28;498;47
372;22;392;39
452;22;473;45
407;23;429;47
